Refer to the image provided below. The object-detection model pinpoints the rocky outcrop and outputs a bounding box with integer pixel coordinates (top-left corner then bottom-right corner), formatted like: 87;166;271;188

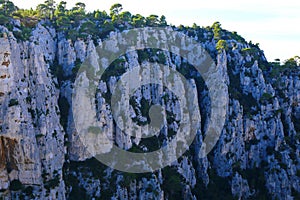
0;25;65;199
0;21;299;200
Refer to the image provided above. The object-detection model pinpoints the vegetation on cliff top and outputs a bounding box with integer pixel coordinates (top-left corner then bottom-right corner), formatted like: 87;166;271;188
1;0;298;65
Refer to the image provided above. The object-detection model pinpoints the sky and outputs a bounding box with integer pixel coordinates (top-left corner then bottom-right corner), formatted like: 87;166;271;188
12;0;300;62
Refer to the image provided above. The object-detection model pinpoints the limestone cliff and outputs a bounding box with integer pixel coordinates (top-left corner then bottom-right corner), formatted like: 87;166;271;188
0;20;299;200
0;24;65;199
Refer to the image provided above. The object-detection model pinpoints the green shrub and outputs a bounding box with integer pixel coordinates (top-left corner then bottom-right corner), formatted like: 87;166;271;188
158;52;167;64
35;134;44;139
260;93;273;103
241;47;254;55
8;99;19;107
9;180;23;191
25;96;32;104
137;50;149;63
23;186;34;197
297;170;300;177
266;146;274;155
212;21;222;40
13;27;32;41
216;40;228;52
0;14;9;25
162;167;183;199
44;176;60;190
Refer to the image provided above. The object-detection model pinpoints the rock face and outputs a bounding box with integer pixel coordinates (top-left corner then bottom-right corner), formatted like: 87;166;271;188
0;21;299;200
0;25;65;199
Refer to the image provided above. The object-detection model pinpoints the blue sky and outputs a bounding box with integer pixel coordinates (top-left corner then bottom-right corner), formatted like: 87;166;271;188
13;0;300;62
